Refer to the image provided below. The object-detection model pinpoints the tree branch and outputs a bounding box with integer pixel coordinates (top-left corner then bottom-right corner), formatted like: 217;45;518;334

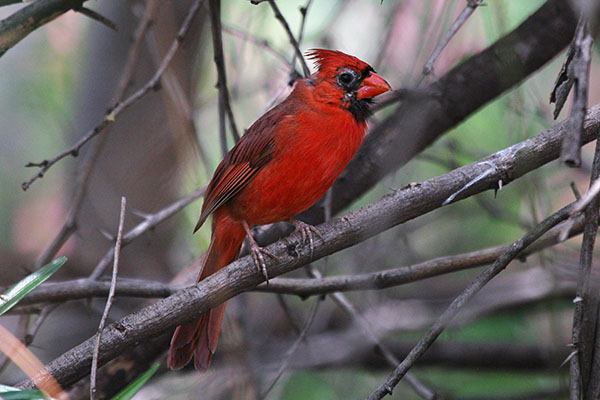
0;0;85;58
264;0;310;77
420;0;482;82
90;197;126;400
209;0;240;155
256;214;585;297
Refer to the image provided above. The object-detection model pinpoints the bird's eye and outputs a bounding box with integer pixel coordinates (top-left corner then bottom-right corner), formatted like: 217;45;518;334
339;73;353;84
337;70;357;88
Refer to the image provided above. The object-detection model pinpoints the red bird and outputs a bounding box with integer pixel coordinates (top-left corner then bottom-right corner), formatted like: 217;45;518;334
168;49;391;370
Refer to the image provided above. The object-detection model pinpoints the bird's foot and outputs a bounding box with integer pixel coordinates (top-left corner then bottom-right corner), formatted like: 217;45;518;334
242;221;277;283
288;219;324;258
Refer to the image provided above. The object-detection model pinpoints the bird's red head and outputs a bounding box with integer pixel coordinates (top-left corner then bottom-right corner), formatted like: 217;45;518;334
307;49;391;100
306;49;391;121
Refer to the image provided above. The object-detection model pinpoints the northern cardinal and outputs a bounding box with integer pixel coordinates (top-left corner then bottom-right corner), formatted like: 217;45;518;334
168;49;391;370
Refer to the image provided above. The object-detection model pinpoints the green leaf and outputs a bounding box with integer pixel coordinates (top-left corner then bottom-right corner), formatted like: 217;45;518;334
0;389;47;400
0;256;67;316
110;362;160;400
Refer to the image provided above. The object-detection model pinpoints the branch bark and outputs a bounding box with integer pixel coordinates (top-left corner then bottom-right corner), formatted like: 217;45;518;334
0;0;85;58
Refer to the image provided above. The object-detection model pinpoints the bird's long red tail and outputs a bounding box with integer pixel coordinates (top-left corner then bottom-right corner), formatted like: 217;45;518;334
168;214;246;370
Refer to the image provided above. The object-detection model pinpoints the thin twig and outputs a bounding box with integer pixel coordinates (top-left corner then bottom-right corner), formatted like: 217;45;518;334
275;294;302;335
76;6;118;31
264;0;310;77
24;304;59;346
560;176;600;241
419;0;483;85
90;197;126;400
222;24;289;66
209;0;240;153
10;278;179;307
89;185;206;279
288;0;312;79
21;0;206;190
260;298;320;398
367;203;574;400
309;266;437;400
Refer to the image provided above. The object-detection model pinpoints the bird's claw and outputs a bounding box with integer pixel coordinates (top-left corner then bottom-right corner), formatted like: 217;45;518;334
289;219;324;258
242;220;277;284
249;243;277;284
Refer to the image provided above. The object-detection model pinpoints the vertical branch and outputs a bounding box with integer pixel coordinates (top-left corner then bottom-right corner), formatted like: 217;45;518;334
90;197;126;400
209;0;240;155
288;0;312;79
261;297;321;397
265;0;311;78
570;139;600;399
562;18;592;167
420;0;482;83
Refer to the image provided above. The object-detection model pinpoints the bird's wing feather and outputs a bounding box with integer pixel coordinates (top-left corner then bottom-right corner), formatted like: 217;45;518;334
194;113;286;232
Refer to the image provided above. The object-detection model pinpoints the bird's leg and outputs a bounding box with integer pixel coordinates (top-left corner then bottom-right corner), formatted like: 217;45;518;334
242;221;277;283
288;219;324;259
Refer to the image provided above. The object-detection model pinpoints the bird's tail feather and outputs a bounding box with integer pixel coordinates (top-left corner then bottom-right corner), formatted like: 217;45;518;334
168;214;245;370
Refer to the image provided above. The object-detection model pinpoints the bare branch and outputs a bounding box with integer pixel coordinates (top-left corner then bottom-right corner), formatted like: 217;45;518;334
287;0;312;81
89;185;206;279
76;6;118;31
551;15;593;166
21;0;207;190
261;297;321;397
0;0;85;58
256;215;584;297
420;0;483;83
90;197;126;400
222;24;289;66
209;0;240;155
11;279;179;307
264;0;310;77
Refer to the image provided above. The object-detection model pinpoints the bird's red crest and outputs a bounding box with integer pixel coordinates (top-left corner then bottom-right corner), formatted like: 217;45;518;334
306;49;372;78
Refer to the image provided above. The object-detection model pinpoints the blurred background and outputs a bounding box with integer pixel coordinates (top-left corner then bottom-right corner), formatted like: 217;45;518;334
1;0;599;399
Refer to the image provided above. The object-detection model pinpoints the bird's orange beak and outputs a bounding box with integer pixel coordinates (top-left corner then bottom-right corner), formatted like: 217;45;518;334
357;72;391;100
